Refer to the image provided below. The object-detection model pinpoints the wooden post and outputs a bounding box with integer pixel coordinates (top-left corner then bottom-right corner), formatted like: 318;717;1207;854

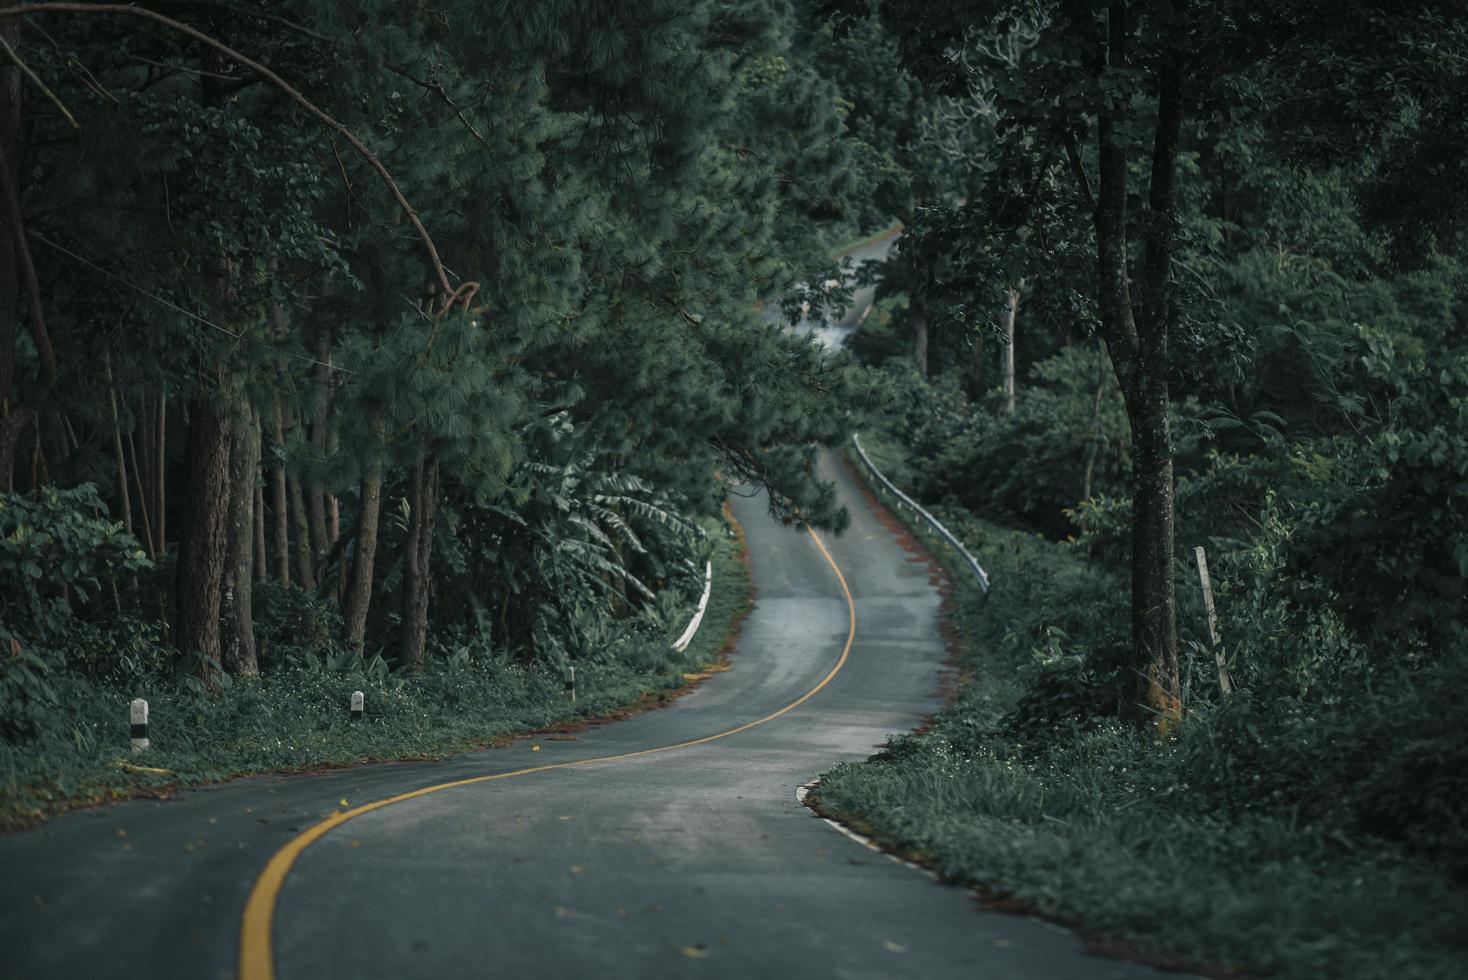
1193;546;1233;695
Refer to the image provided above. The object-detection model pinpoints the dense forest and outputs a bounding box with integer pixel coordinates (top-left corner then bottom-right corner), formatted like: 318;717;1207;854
0;0;878;735
2;1;1465;974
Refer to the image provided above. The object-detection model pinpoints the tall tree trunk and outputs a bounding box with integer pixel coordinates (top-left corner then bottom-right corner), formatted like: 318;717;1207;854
154;389;166;555
222;399;259;675
342;464;382;654
1000;286;1019;415
399;455;439;669
967;328;986;401
1081;341;1108;501
1131;5;1185;727
106;351;132;535
289;471;316;592
269;399;290;586
174;393;233;676
124;406;156;561
1090;0;1183;729
0;407;27;493
910;297;929;376
253;481;267;583
307;329;330;575
0;15;18;493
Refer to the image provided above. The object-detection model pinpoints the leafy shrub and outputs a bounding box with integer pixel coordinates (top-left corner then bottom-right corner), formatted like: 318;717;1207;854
0;486;150;737
0;484;150;644
252;581;343;668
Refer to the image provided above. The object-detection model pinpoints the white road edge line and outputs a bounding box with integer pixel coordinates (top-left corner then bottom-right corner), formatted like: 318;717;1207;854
796;780;940;882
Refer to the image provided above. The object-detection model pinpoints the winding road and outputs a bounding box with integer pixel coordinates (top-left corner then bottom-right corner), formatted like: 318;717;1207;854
1;453;1173;979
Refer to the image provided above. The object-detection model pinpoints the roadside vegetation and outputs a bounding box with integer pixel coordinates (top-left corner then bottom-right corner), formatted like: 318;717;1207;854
814;3;1468;971
0;3;895;823
3;2;1466;975
0;511;748;827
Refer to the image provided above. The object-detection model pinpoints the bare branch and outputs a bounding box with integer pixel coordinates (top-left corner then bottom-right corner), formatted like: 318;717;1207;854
0;141;58;387
0;2;479;318
0;28;77;127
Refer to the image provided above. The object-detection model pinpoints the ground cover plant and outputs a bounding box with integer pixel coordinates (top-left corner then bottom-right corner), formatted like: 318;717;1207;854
807;8;1468;971
819;420;1468;979
0;510;750;828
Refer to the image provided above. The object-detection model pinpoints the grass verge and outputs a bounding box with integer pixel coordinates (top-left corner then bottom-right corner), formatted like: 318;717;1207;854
0;509;752;830
815;431;1468;980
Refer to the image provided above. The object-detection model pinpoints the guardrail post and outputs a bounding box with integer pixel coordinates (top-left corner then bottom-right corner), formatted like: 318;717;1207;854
564;664;576;704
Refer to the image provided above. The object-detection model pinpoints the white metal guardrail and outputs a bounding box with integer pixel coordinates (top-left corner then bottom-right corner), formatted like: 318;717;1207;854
672;560;714;652
850;433;991;594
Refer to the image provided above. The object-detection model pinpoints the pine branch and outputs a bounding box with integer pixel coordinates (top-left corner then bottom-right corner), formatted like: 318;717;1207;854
0;2;478;318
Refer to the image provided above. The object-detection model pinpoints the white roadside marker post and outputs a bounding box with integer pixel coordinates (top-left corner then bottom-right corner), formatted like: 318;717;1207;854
564;665;576;704
350;690;364;721
129;698;149;751
1193;546;1234;696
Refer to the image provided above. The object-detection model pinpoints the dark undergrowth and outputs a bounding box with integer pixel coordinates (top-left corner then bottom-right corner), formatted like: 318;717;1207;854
0;514;750;830
818;431;1468;980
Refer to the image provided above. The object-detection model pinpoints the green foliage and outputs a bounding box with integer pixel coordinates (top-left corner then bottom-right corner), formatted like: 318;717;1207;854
0;487;151;738
0;485;150;644
858;350;1129;536
0;507;750;826
817;475;1468;978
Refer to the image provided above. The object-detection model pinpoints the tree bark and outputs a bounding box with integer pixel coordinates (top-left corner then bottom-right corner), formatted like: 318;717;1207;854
0;406;27;493
399;455;439;669
154;390;166;555
1088;0;1185;729
174;393;233;676
222;398;259;675
105;351;132;535
342;464;382;654
269;398;290;586
1000;287;1019;415
0;15;17;494
124;405;155;560
967;328;986;400
289;470;316;591
306;328;330;574
1131;3;1185;726
910;297;929;376
253;481;267;583
1081;342;1108;501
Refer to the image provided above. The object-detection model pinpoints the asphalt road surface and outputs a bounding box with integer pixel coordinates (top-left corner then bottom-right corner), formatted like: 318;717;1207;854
0;453;1176;980
779;229;898;351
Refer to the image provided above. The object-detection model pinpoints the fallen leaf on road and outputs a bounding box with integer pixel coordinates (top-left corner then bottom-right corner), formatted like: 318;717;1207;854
883;941;907;954
570;866;585;874
339;798;349;806
680;945;708;959
532;745;541;752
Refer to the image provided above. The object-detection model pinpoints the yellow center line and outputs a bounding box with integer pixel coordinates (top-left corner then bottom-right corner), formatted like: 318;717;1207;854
239;525;857;980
